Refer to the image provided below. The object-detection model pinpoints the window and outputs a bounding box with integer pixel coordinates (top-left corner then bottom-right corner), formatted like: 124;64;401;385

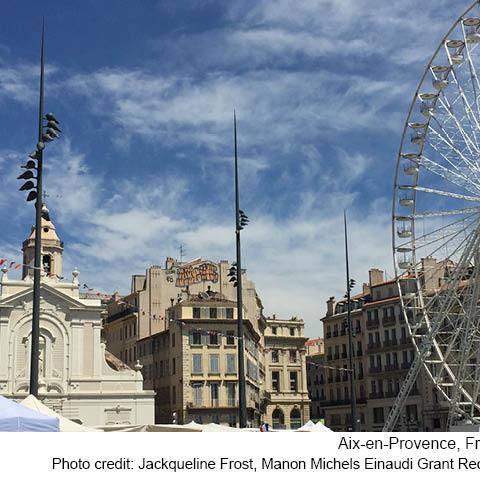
272;371;280;392
172;385;176;404
171;333;175;348
172;358;176;375
226;354;236;374
289;350;297;363
272;327;277;335
227;383;236;407
271;350;279;363
290;409;301;430
191;331;202;345
209;307;217;319
192;354;202;373
373;407;384;424
226;330;235;345
290;328;295;336
290;372;298;391
210;383;219;406
226;308;233;319
209;354;220;374
209;331;219;345
193;307;201;319
192;383;203;406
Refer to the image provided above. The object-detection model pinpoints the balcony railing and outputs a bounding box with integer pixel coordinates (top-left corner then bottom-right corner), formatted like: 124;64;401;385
366;319;379;329
369;391;384;399
384;339;398;348
382;316;396;327
367;342;382;352
327;354;333;361
369;366;383;374
399;337;410;345
384;364;400;372
401;362;412;370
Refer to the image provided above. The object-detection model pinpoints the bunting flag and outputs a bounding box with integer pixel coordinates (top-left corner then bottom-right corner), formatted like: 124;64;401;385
81;284;115;300
306;360;353;373
168;317;244;340
0;257;41;271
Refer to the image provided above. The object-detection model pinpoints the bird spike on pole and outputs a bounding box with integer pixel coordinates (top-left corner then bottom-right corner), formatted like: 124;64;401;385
29;20;45;397
344;210;357;432
234;110;247;428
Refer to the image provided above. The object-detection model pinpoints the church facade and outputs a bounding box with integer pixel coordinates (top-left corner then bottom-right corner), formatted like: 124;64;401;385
0;212;154;426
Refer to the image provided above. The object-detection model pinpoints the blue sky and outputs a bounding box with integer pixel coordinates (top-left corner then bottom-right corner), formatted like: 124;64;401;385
0;0;472;336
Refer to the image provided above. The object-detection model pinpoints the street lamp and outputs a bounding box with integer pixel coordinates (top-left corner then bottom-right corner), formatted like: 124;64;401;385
17;24;61;397
344;210;357;432
232;111;248;428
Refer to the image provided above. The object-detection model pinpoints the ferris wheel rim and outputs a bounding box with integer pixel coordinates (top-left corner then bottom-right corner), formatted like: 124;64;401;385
391;0;480;423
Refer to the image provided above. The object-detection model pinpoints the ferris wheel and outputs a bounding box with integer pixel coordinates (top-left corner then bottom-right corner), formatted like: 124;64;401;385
386;0;480;431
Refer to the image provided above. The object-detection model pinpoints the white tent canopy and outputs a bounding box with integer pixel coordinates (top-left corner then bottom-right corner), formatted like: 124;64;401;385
0;395;59;432
296;420;332;432
20;395;98;432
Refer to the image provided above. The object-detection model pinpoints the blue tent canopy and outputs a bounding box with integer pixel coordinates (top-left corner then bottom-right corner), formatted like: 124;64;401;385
0;395;59;432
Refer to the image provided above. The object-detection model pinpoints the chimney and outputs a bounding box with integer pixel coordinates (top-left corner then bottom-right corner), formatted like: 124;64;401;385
369;268;384;287
362;282;370;295
326;296;335;317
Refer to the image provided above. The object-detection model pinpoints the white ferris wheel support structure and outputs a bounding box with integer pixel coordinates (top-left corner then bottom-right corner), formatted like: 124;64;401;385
385;0;480;432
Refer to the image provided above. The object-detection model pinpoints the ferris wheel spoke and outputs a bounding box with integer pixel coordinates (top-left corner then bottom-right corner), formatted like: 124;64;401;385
427;123;480;183
401;184;480;202
435;93;480;155
462;23;480;116
411;206;480;218
444;64;480;146
411;218;474;257
419;153;480;195
396;212;477;250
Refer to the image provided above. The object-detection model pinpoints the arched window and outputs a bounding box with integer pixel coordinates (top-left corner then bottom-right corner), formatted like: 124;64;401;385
290;408;301;430
272;408;285;429
42;255;52;275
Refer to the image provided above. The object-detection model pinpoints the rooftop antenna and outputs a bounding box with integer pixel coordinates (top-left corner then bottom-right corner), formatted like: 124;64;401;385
179;244;186;263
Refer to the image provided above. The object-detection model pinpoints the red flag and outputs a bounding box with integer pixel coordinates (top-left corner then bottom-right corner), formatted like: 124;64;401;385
0;259;6;266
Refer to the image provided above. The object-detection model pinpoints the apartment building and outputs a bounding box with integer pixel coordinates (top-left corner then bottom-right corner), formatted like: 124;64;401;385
321;289;369;431
264;315;310;429
103;257;263;367
305;338;325;422
321;268;448;432
137;290;264;426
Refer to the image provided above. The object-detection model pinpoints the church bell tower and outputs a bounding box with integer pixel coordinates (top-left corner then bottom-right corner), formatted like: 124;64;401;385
22;204;63;280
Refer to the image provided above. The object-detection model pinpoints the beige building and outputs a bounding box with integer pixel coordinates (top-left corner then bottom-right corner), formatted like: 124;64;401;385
305;338;325;422
321;268;448;432
0;212;154;426
263;315;310;429
103;258;264;370
104;257;309;428
138;290;264;426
